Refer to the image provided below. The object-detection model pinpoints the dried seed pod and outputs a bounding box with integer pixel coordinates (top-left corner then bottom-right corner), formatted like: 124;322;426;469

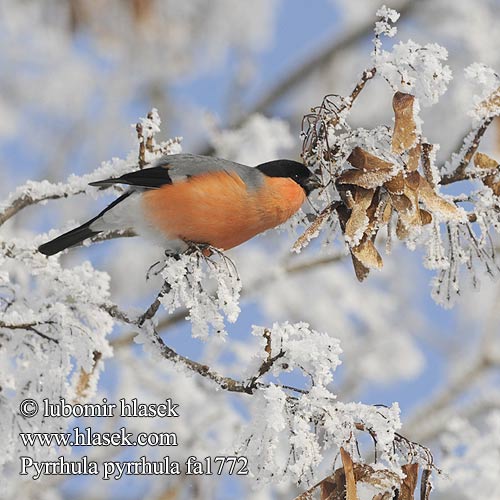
483;173;500;196
396;216;409;240
407;142;421;171
405;170;421;191
420;209;433;225
474;152;498;170
351;237;383;270
400;463;419;500
419;177;464;220
345;188;374;246
351;253;370;282
347;147;393;171
337;168;395;190
421;143;436;187
382;200;393;224
389;192;413;213
384;171;405;195
364;189;388;237
392;92;417;154
395;188;420;239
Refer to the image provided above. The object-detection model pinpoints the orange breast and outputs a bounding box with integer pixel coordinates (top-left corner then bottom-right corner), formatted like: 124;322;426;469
141;171;306;250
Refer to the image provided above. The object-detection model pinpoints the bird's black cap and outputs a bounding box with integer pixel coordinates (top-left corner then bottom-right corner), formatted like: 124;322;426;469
256;159;321;195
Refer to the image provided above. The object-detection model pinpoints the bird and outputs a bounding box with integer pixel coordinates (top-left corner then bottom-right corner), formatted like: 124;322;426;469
38;154;322;256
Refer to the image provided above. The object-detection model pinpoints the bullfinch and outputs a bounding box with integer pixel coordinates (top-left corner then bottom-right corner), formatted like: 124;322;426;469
38;154;321;256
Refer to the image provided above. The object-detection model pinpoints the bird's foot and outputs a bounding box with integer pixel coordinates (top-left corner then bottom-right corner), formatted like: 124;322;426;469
185;241;213;258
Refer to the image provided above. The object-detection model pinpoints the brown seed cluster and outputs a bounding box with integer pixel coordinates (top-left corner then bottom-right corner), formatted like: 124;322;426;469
475;151;500;196
334;92;463;281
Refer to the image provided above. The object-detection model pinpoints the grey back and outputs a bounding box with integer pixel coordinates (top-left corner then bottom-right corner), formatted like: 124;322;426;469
155;154;264;191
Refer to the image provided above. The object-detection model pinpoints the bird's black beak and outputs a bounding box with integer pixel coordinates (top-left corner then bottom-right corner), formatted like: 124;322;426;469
303;174;323;195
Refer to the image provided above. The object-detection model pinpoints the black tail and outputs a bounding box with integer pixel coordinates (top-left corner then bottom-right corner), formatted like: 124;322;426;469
38;223;100;256
38;191;133;256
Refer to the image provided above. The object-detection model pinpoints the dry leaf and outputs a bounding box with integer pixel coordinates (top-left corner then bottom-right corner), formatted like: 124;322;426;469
382;200;393;224
352;238;383;270
396;206;419;240
396;216;409;240
75;351;102;401
319;470;345;500
296;468;346;500
419;177;463;220
352;463;401;491
338;168;395;190
405;171;421;191
483;173;500;196
400;463;419;500
351;253;370;282
407;142;421;171
388;192;412;212
392;92;417;154
420;469;433;500
384;171;405;195
474;152;498;169
364;190;389;237
372;494;392;500
345;188;374;245
340;448;357;500
76;369;91;399
477;85;500;115
348;147;393;171
344;189;356;209
420;209;432;225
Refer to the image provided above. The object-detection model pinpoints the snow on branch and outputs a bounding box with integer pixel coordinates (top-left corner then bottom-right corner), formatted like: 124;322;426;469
110;307;436;494
236;322;436;493
0;39;457;493
297;5;500;307
0;108;182;228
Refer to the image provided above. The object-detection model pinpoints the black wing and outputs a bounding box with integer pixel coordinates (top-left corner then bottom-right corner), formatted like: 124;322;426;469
89;166;172;189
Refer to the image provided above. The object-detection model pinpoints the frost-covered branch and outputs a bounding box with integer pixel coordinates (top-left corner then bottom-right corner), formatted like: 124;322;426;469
295;7;500;307
0;189;84;227
101;285;432;492
0;109;181;230
103;294;305;396
110;250;347;349
0;320;59;344
441;116;495;185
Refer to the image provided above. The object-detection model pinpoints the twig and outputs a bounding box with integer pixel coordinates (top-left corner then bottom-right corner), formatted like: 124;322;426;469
0;321;59;344
292;201;341;252
136;122;146;169
246;349;286;391
346;67;377;113
110;250;346;349
440;117;494;185
89;229;137;243
103;302;307;396
0;190;86;227
137;281;171;327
